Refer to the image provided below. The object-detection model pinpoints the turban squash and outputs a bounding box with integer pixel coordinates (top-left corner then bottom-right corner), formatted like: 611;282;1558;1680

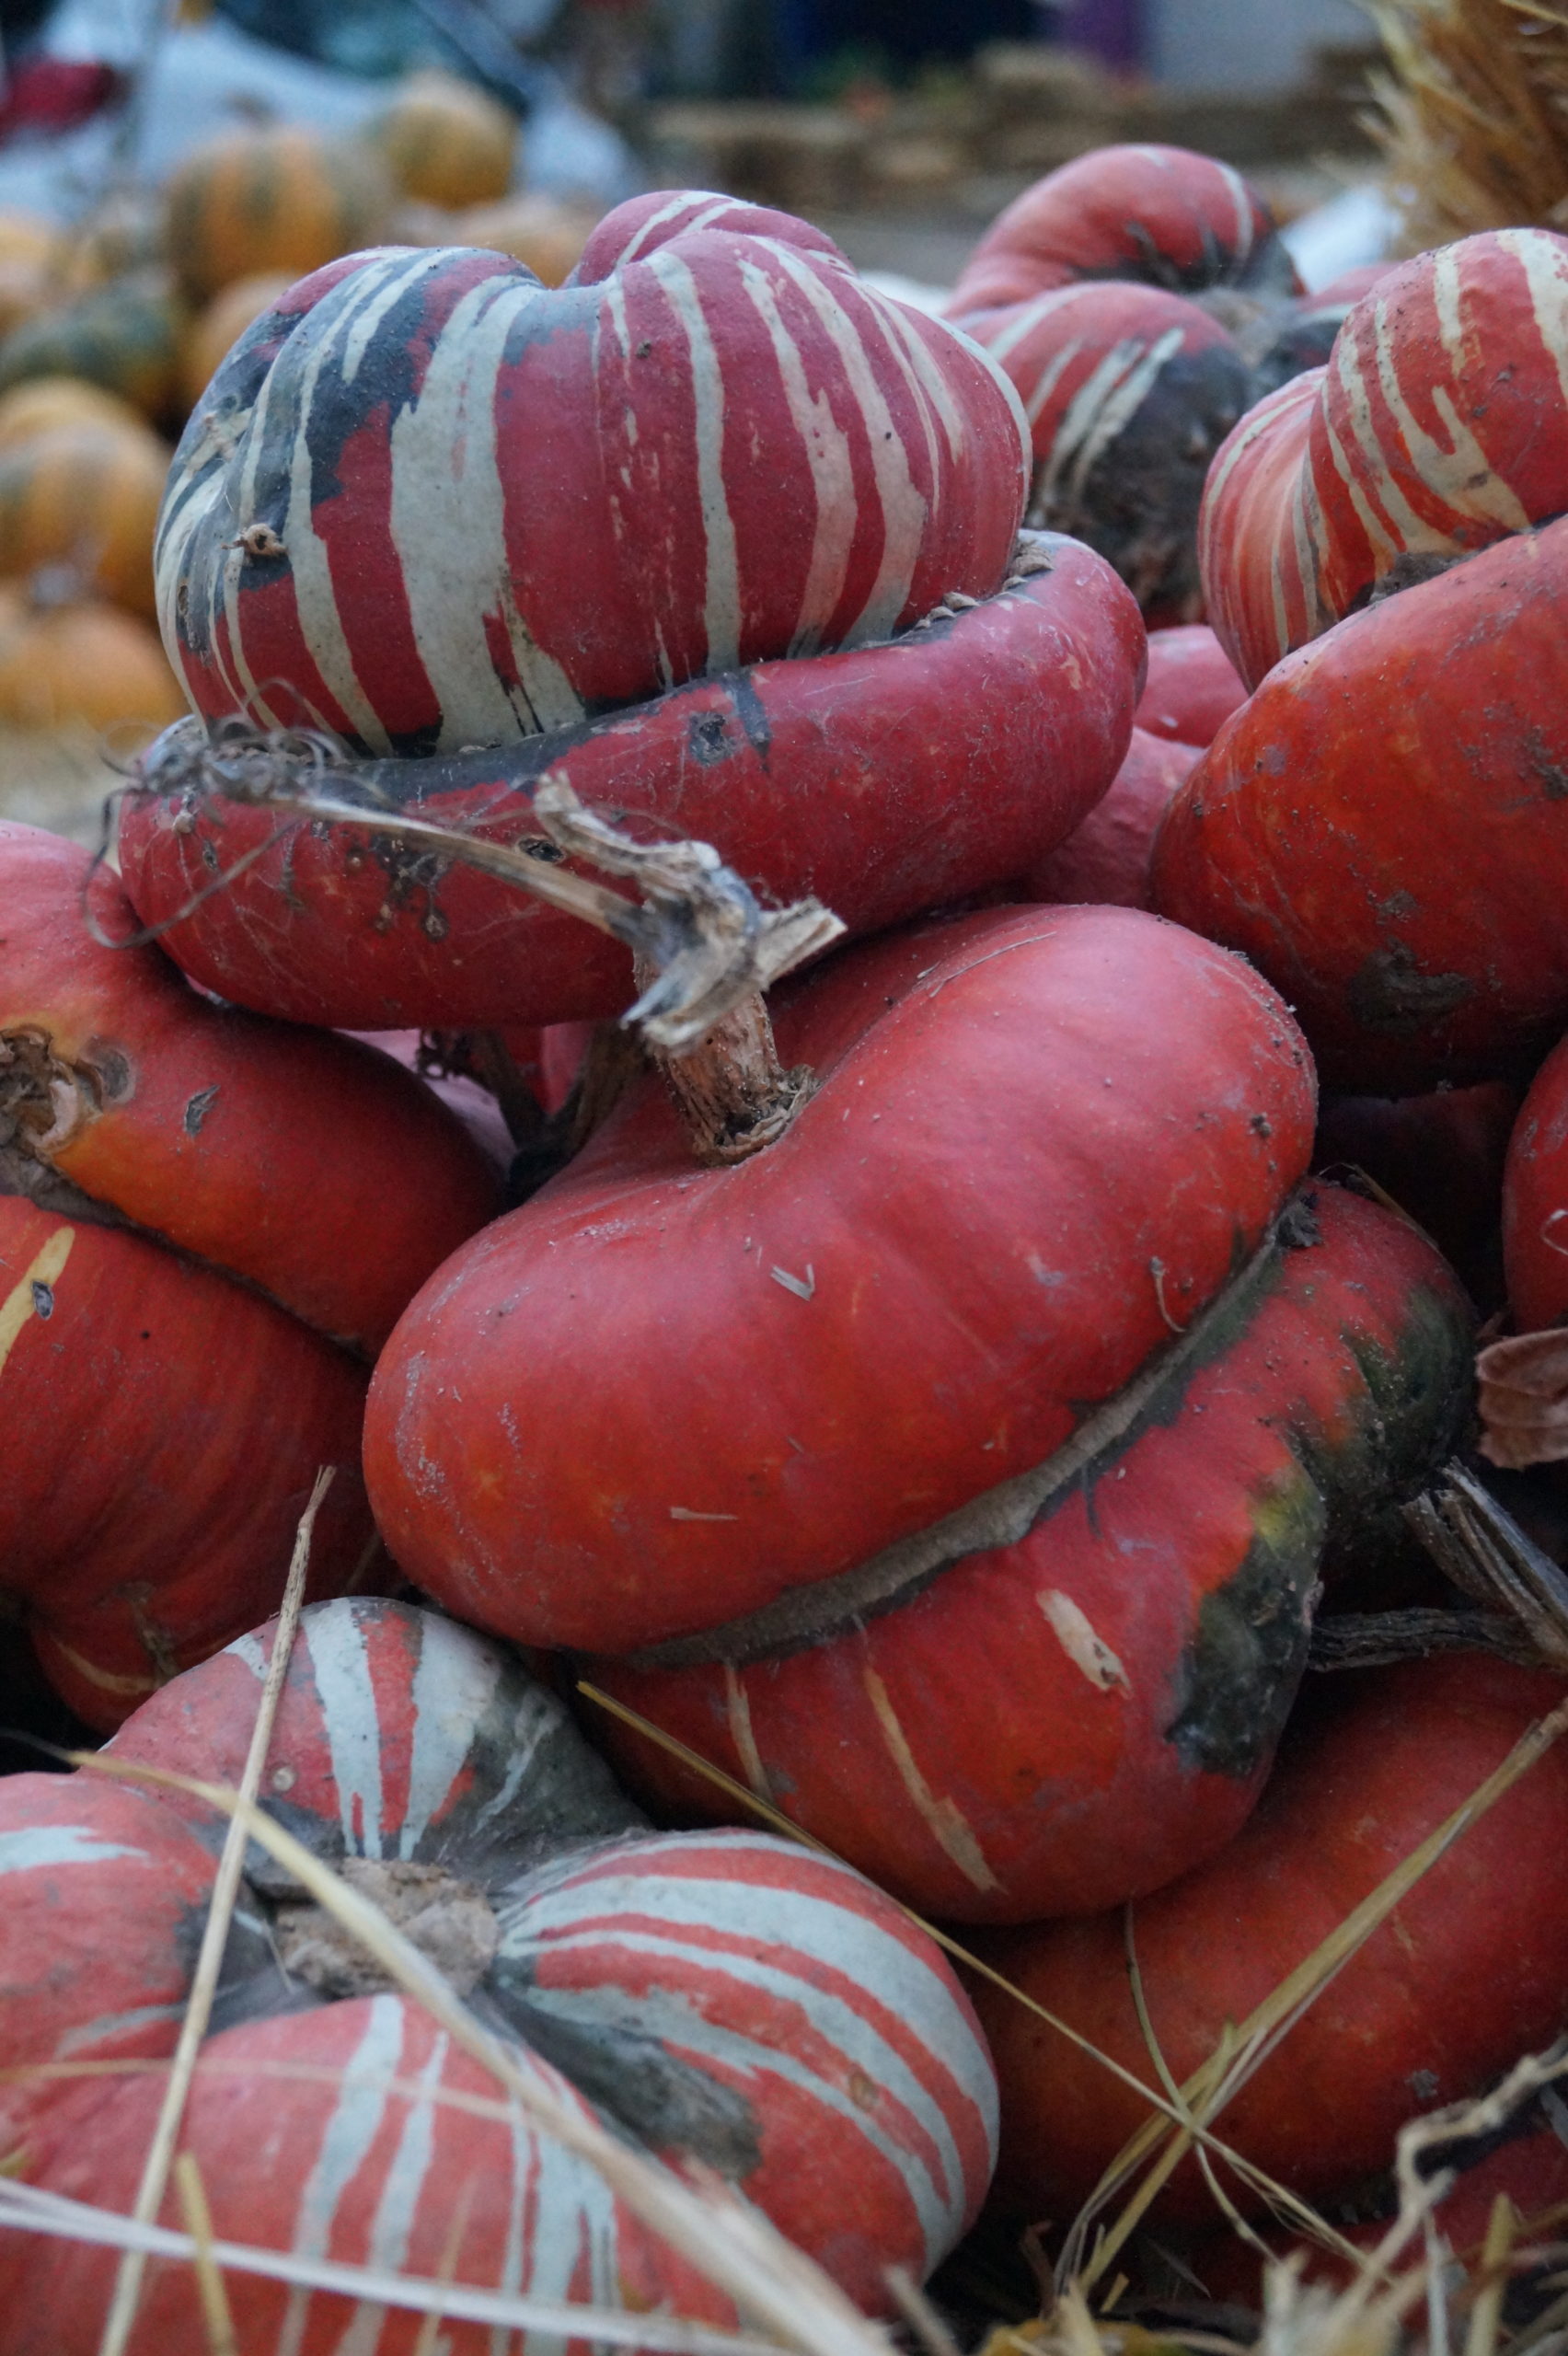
0;1596;997;2350
363;902;1471;1921
0;822;498;1727
121;191;1142;1030
1154;229;1568;1092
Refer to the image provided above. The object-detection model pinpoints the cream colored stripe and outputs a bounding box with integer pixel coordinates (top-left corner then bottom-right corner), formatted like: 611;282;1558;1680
0;1225;73;1380
723;1664;774;1805
861;1667;999;1893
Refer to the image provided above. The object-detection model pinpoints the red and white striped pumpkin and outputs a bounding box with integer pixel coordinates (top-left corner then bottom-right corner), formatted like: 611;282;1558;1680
1200;228;1568;688
948;144;1299;318
0;1598;997;2349
156;194;1032;756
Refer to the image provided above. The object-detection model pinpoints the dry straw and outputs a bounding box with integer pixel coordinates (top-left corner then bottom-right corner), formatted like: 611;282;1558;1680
1366;0;1568;248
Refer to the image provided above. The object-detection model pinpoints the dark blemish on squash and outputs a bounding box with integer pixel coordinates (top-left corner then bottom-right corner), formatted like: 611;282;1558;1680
183;1084;220;1137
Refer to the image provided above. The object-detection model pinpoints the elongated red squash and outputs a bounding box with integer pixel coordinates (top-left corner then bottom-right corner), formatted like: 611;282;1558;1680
971;1655;1568;2223
119;533;1143;1028
0;1597;997;2349
589;1184;1471;1923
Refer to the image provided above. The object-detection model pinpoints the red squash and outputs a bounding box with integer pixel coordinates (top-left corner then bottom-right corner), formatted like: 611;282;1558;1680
948;144;1300;318
0;1596;998;2349
1503;1034;1568;1331
970;1656;1568;2224
1135;623;1245;746
363;904;1319;1661
588;1184;1471;1923
0;822;500;1725
1024;724;1198;908
1316;1080;1516;1298
118;531;1144;1029
1152;514;1568;1092
156;200;1031;754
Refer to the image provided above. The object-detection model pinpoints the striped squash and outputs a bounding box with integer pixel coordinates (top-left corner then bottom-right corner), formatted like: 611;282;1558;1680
963;279;1253;618
949;142;1300;318
154;196;1032;756
0;1597;997;2350
1200;227;1568;689
0;823;499;1727
1153;228;1568;1091
162;121;393;305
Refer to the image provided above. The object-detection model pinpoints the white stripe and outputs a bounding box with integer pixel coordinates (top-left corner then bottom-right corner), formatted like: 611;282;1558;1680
386;271;583;747
1495;227;1568;422
331;2030;449;2355
647;249;744;674
735;254;857;658
617;191;733;266
975;284;1086;369
398;1613;507;1859
301;1609;386;1858
767;243;930;647
57;2002;185;2057
0;1825;140;1875
277;1996;408;2356
1216;161;1254;260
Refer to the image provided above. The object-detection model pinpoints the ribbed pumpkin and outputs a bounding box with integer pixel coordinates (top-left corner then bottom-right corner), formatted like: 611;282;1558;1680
0;419;168;616
1154;228;1568;1092
0;584;184;737
156;196;1031;751
0;1596;998;2350
0;823;500;1726
370;68;517;209
972;1656;1568;2223
589;1182;1471;1923
163;121;393;304
179;269;294;410
0;373;151;448
0;271;185;423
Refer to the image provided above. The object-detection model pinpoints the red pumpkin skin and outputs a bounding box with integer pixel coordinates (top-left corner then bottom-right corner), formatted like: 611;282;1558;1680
364;904;1316;1656
1152;518;1568;1094
949;144;1300;318
1202;230;1568;690
1503;1034;1568;1330
1;824;501;1353
0;1195;375;1727
1136;623;1245;746
4;1997;732;2356
1317;1080;1516;1293
119;537;1144;1029
589;1186;1473;1923
1024;726;1198;908
29;1597;995;2318
157;214;1031;756
971;1656;1568;2223
963;285;1253;618
571;189;847;279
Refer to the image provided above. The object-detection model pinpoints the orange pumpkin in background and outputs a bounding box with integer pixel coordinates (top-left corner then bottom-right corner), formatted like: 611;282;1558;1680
0;419;168;616
163;121;393;303
370;67;518;209
0;584;184;738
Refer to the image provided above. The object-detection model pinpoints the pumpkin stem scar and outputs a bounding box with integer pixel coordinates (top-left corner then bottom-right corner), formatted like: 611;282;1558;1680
1404;1460;1568;1670
0;1026;104;1159
0;1224;74;1381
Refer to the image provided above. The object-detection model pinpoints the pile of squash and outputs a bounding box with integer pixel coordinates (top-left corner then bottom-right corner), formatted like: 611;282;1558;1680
0;70;595;750
4;133;1568;2352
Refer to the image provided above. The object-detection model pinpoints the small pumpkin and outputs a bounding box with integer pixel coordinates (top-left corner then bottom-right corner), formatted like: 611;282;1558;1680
1135;621;1245;746
0;418;168;616
0;822;500;1724
970;1654;1568;2223
0;373;152;449
0;270;186;424
0;1595;998;2347
1022;722;1198;909
370;67;518;210
0;584;184;738
178;269;294;411
163;121;393;304
457;190;599;285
